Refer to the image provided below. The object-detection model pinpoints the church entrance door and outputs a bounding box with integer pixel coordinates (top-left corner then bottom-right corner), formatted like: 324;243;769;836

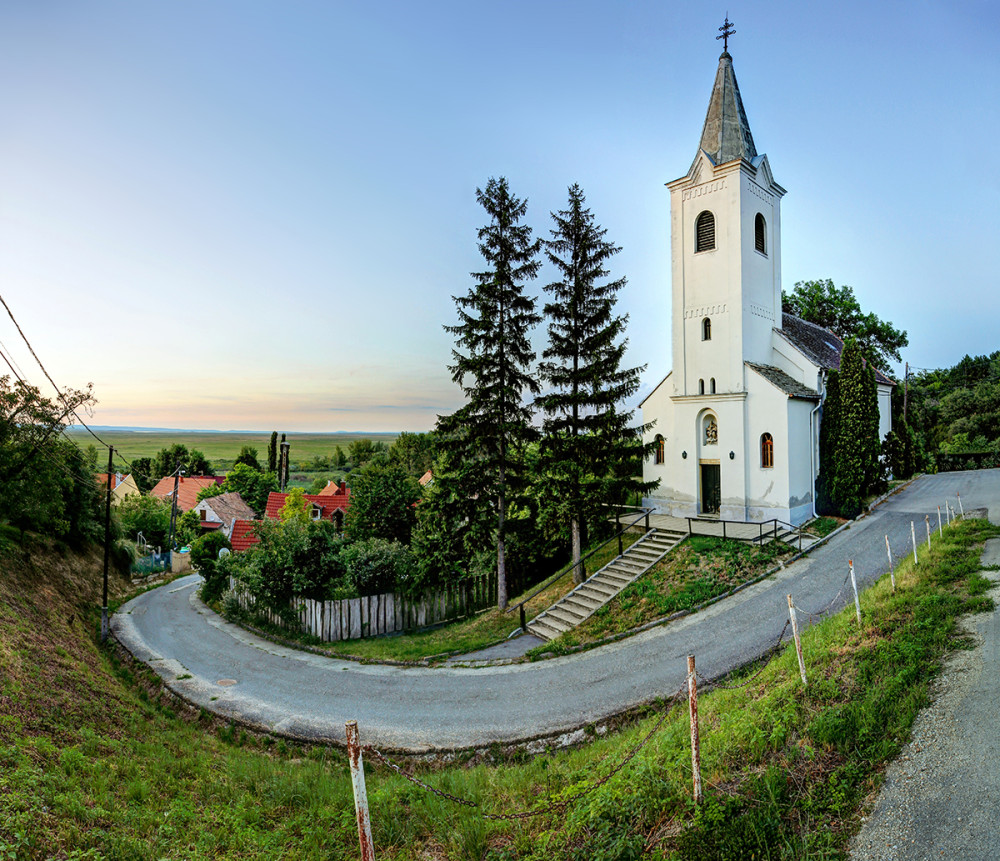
700;464;721;515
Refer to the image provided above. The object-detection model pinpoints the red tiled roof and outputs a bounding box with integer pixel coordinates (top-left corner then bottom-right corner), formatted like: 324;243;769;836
150;475;220;512
418;469;433;487
264;491;351;521
96;472;124;490
230;519;261;553
317;479;350;497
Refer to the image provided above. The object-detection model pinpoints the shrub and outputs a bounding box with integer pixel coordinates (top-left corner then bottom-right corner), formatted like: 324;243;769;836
340;538;417;596
191;531;232;603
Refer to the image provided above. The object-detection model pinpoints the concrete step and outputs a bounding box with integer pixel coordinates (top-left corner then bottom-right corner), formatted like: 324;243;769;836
578;583;616;601
565;592;604;612
546;606;586;627
527;619;565;641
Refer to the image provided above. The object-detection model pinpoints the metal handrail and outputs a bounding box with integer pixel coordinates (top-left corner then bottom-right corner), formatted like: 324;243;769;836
507;506;655;629
684;515;810;549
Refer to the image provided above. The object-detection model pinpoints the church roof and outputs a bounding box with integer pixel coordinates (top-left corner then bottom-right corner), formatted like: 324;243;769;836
746;362;821;400
696;52;757;166
777;314;895;386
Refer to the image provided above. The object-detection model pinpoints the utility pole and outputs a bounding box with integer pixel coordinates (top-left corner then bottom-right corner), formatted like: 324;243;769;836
167;465;185;550
279;441;290;491
101;446;114;643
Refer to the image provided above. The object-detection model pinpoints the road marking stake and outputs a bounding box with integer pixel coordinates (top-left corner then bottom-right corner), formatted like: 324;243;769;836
687;655;702;805
788;595;807;686
849;560;862;625
346;721;376;861
958;492;965;519
926;515;932;549
885;535;895;593
938;506;943;538
911;521;918;565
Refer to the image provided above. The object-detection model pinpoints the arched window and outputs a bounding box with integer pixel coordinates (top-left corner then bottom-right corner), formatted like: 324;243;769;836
710;378;716;394
695;211;715;252
654;434;665;465
754;213;766;255
761;433;774;469
702;317;712;340
698;379;705;395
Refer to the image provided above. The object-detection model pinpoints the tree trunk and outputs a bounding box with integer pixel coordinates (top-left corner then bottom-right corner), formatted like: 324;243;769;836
571;516;584;585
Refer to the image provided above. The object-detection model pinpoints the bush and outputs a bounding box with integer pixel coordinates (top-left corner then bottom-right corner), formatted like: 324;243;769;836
191;532;232;603
340;538;416;596
116;494;172;548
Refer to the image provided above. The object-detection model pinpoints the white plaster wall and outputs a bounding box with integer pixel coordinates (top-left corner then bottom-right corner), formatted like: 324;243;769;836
877;384;893;442
641;373;675;496
771;334;820;391
786;398;816;524
744;372;791;521
739;168;783;367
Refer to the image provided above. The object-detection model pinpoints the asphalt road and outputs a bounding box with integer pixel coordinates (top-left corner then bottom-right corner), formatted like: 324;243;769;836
112;470;1000;752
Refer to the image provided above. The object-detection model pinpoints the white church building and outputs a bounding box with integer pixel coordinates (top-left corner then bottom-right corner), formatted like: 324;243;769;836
641;44;892;526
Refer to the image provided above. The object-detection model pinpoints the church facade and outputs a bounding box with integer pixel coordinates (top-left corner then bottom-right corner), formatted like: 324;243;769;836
641;47;892;526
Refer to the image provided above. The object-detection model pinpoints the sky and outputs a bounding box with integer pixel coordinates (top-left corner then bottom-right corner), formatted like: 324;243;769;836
0;1;997;432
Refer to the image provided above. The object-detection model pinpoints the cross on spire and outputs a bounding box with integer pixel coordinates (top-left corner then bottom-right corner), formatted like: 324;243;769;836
717;15;735;52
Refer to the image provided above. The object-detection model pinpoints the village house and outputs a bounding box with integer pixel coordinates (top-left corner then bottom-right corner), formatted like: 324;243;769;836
149;475;221;512
191;491;256;541
95;472;140;505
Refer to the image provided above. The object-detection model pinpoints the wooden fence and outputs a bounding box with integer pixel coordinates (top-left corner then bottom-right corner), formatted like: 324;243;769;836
230;572;498;642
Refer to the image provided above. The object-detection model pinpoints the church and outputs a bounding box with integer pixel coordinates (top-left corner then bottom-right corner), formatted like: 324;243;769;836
641;35;893;526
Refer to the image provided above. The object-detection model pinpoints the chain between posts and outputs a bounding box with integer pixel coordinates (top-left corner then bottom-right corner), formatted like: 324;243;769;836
696;616;791;691
362;683;688;821
793;567;853;621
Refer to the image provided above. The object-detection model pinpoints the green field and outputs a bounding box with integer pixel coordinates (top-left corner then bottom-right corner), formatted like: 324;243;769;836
64;429;399;471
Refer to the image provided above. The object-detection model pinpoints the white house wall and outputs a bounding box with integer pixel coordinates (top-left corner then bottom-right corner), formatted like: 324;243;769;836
877;384;893;442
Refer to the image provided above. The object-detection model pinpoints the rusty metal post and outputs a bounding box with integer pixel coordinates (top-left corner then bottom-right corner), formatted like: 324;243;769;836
926;515;932;549
645;511;650;533
787;595;807;686
958;492;965;519
937;506;943;538
849;560;861;625
911;521;918;565
687;655;702;805
617;509;623;557
345;721;375;861
519;604;526;633
885;535;895;593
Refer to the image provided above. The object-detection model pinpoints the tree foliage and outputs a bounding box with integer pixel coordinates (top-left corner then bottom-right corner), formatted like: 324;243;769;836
152;444;190;480
0;375;102;546
535;184;657;581
267;431;278;473
204;463;279;517
116;493;172;548
782;279;908;370
437;176;542;609
816;338;884;517
387;432;436;478
233;445;261;472
344;460;420;545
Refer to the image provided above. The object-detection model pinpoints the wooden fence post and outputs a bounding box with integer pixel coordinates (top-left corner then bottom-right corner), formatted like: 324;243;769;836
958;492;965;519
849;560;862;625
787;595;807;686
345;721;375;861
687;655;702;805
926;514;932;549
911;521;918;565
885;535;895;593
937;506;943;538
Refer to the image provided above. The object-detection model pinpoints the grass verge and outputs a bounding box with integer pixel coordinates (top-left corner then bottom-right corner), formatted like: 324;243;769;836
527;535;795;657
1;518;995;858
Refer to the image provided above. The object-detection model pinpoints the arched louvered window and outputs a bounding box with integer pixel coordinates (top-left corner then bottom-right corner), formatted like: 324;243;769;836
698;379;705;395
654;434;665;465
755;213;766;255
710;378;716;394
702;317;712;341
761;433;774;469
695;211;715;252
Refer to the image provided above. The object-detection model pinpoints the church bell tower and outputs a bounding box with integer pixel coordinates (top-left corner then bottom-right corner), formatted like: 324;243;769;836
667;25;786;400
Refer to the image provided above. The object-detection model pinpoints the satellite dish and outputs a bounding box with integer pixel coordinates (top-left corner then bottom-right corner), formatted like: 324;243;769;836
218;548;232;559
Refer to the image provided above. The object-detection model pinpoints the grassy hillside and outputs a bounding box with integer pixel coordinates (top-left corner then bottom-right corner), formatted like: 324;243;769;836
63;429;399;467
0;521;996;858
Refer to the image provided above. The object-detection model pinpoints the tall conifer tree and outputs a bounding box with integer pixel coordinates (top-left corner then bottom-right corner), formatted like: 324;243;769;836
536;184;656;582
439;177;541;609
267;431;278;473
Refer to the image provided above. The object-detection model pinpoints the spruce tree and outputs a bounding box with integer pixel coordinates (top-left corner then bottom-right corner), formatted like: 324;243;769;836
439;177;542;610
536;184;656;583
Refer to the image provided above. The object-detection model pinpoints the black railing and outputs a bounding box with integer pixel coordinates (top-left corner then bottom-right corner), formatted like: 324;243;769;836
684;516;809;551
507;506;655;631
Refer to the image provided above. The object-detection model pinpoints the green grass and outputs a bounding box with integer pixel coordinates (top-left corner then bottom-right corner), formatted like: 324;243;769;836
2;518;995;858
64;429;399;471
528;535;794;657
809;516;844;538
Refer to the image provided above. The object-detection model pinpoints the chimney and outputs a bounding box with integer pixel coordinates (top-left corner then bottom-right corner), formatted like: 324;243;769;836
339;480;347;494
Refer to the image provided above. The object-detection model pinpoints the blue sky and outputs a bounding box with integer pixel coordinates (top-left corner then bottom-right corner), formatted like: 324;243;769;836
0;1;996;431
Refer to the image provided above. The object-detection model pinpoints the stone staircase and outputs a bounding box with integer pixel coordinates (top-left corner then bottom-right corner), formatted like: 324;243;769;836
527;528;687;642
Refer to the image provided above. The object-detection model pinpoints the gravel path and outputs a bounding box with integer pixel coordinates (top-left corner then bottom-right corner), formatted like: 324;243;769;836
850;535;1000;861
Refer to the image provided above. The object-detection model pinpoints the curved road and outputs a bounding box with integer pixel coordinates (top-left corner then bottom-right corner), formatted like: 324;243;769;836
113;470;999;752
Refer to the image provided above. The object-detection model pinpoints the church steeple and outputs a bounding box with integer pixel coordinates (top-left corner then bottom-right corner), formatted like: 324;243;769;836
695;49;757;166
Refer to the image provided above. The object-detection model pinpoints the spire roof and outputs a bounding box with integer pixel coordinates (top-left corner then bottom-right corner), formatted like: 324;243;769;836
696;51;757;166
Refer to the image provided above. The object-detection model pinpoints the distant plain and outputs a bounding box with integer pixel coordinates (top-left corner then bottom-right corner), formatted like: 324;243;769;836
63;429;400;467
